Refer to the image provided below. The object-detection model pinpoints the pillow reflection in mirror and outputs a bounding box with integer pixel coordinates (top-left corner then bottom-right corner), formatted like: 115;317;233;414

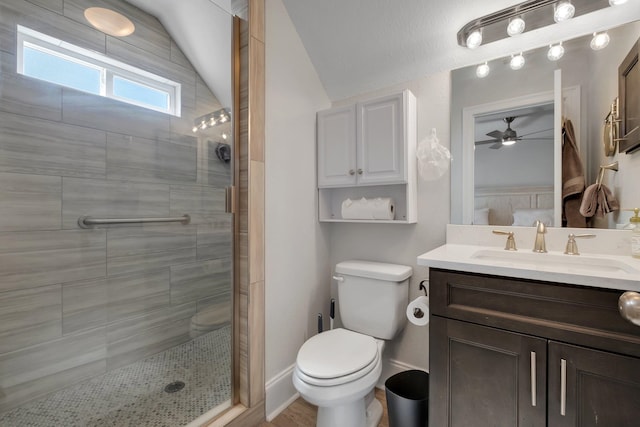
474;207;490;225
512;208;554;227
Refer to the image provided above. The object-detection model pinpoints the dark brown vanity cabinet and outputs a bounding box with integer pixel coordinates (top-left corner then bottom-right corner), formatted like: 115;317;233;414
429;269;640;427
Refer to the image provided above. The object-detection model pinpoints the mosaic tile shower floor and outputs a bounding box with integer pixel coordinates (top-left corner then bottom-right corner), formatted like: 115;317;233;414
0;325;232;427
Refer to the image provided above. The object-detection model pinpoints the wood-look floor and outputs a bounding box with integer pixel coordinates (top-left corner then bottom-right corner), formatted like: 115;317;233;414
260;388;389;427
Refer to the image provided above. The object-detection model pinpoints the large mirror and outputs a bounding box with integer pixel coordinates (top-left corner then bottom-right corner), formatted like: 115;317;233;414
451;20;640;229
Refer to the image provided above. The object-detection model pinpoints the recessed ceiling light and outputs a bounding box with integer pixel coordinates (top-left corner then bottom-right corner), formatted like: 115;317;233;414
547;43;565;61
507;17;525;37
466;29;483;49
609;0;628;5
554;1;575;23
510;53;525;70
591;32;610;50
84;7;135;37
476;62;490;78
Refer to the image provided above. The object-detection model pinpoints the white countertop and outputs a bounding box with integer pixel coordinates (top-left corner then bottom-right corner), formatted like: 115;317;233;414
417;225;640;292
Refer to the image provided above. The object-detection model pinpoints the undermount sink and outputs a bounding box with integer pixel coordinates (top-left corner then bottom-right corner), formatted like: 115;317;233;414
470;249;640;275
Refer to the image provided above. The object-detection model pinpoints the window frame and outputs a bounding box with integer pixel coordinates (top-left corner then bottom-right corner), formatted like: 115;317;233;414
16;25;182;117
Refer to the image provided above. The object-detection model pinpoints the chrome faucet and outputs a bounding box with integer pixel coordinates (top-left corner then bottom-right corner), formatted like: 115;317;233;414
533;220;547;253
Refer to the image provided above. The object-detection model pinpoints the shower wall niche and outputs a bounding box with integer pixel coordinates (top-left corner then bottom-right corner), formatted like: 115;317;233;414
0;0;233;415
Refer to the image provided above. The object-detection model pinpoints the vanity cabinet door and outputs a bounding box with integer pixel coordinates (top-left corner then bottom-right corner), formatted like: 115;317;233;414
548;341;640;427
356;92;406;185
317;105;357;187
430;316;547;427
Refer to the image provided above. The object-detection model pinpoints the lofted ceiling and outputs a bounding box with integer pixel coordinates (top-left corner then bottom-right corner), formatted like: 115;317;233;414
124;1;640;104
126;0;234;108
281;0;640;100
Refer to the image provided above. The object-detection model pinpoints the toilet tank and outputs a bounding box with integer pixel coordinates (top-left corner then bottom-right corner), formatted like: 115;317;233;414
334;260;412;340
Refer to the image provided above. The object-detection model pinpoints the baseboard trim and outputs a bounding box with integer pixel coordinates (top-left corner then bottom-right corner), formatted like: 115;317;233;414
377;358;428;389
265;364;299;421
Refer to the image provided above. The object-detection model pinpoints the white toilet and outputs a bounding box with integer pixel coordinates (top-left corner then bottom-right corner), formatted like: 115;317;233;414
293;260;412;427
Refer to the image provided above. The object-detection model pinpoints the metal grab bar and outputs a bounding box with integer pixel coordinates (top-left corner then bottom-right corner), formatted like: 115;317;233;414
78;214;190;228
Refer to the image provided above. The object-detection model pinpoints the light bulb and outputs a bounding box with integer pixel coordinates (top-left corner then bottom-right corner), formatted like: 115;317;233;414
466;29;482;49
554;1;575;23
476;62;490;78
507;17;525;36
609;0;628;5
510;53;525;70
222;133;228;140
501;139;517;146
547;43;565;61
591;32;610;50
192;126;199;133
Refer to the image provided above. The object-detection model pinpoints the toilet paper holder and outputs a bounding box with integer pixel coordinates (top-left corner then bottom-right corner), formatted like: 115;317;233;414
418;280;428;296
414;280;428;318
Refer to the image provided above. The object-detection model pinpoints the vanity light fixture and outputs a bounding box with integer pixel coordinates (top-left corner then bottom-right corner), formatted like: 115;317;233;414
554;1;575;22
590;31;611;50
476;62;490;78
84;7;135;37
510;53;526;70
547;42;565;60
507;17;526;36
458;0;618;49
466;29;483;49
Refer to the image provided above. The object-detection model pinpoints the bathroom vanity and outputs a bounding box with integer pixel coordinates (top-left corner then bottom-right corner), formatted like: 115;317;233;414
418;225;640;427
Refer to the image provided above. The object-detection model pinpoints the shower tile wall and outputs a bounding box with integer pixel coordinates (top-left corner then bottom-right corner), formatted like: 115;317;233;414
0;0;232;413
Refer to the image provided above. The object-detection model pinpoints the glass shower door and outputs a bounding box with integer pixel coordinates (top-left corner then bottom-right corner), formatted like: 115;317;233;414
0;0;235;425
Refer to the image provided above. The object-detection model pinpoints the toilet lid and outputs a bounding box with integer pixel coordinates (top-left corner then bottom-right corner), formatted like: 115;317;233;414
296;328;378;379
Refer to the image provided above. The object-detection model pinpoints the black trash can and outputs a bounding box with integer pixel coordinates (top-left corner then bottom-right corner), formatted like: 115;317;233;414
385;369;429;427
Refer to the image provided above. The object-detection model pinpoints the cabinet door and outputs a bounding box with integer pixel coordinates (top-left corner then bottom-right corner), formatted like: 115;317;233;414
317;105;357;187
357;92;406;185
548;341;640;427
430;317;547;427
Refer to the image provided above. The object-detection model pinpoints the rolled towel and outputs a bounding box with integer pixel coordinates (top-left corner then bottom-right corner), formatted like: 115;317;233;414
579;184;598;217
341;197;395;220
596;184;619;217
370;197;395;220
579;183;619;218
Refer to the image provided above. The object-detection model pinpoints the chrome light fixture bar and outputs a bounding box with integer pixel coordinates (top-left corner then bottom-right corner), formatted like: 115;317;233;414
458;0;616;48
192;107;231;133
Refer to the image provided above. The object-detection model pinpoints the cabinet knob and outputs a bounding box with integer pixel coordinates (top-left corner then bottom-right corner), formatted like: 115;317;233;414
619;291;640;326
357;168;363;175
349;169;355;175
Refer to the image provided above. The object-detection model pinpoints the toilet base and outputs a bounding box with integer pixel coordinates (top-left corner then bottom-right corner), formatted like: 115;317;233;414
315;395;382;427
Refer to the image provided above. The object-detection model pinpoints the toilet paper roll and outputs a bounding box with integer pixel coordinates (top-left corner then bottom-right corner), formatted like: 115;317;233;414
406;296;430;326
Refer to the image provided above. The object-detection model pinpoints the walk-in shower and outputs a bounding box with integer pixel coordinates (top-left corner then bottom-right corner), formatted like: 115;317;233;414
0;0;236;425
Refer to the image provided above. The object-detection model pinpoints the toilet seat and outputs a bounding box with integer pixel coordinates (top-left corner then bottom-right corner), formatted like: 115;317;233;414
296;328;379;387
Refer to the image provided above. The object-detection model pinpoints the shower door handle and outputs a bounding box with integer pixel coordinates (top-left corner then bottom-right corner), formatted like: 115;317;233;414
225;186;236;214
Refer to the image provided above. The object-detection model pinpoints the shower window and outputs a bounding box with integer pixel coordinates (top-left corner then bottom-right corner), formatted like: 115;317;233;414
16;25;181;116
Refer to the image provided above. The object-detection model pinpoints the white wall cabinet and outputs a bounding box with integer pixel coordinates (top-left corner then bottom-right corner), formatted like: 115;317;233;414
317;90;417;223
317;105;357;187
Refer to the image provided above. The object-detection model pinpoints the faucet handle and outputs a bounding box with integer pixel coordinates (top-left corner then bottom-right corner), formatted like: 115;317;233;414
564;233;596;255
535;220;547;233
493;230;517;251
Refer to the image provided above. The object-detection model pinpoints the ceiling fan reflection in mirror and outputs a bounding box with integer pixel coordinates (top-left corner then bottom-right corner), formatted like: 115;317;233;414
475;116;553;149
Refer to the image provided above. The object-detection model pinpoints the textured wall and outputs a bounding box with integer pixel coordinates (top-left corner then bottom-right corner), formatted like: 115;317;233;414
0;0;232;412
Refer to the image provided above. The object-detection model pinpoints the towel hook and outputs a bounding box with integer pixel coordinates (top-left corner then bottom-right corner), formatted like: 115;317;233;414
596;161;619;190
419;280;428;296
